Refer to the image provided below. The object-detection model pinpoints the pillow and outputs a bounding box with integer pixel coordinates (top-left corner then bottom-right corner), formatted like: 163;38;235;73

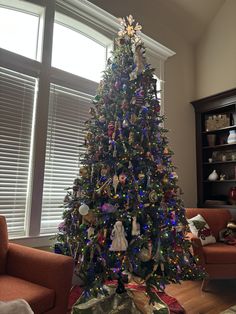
187;214;216;246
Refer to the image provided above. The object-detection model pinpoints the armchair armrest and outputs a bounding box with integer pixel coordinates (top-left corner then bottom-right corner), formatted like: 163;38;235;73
6;243;74;313
7;243;74;289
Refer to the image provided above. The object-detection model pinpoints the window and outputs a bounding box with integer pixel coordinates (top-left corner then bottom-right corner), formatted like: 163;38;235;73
52;22;107;82
41;85;92;234
0;2;43;60
0;67;37;236
0;0;173;244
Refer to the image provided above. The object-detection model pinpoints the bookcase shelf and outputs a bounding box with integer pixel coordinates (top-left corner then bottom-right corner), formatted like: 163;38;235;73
192;88;236;209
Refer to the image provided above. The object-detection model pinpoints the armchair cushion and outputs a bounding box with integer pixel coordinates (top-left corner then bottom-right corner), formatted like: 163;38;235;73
202;243;236;264
187;214;216;246
0;275;54;313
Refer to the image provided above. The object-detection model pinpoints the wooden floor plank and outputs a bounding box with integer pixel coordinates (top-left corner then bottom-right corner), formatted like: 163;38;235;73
165;279;236;314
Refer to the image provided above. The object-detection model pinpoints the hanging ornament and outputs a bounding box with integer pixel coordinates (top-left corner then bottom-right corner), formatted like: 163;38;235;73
113;174;119;194
64;195;70;203
138;171;145;180
146;168;151;188
100;164;110;177
98;229;107;245
85;131;93;144
149;190;158;203
128;161;133;169
83;211;95;224
114;80;120;90
99;115;105;123
162;176;169;184
146;152;154;161
113;143;117;158
95;178;112;196
79;204;90;216
79;166;89;178
121;99;129;110
119;173;127;185
101;203;116;213
122;119;129;128
138;242;152;262
128;131;135;145
87;226;95;240
132;216;140;236
130;113;138;124
163;147;169;155
134;45;145;74
89;107;96;116
90;164;94;183
109;221;128;251
108;121;115;137
170;171;178;180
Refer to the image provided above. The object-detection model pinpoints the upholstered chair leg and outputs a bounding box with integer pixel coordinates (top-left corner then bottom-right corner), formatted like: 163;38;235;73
201;279;210;291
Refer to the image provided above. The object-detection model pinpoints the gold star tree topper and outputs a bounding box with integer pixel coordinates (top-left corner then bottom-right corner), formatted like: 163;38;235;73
118;15;142;40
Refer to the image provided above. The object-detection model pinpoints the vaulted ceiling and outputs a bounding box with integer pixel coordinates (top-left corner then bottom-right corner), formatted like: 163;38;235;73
90;0;225;44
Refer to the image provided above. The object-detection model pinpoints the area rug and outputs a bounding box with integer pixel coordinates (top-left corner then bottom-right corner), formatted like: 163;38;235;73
68;284;185;314
220;305;236;314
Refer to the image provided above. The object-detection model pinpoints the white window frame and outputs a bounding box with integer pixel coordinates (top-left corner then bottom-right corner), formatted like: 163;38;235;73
0;0;175;247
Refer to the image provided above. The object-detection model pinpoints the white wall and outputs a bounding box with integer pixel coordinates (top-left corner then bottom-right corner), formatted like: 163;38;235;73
196;0;236;98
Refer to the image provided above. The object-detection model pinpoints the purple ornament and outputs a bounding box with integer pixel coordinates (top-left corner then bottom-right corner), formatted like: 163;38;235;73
101;203;116;213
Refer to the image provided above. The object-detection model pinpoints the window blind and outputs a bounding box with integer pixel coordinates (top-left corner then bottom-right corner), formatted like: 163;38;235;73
40;84;92;234
0;67;37;236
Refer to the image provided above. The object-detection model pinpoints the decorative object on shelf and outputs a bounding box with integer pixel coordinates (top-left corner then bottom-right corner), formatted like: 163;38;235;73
205;114;230;131
220;174;226;181
228;187;236;205
227;130;236;144
222;154;227;162
207;134;216;146
208;158;213;163
232;154;236;161
208;170;218;181
232;112;236;125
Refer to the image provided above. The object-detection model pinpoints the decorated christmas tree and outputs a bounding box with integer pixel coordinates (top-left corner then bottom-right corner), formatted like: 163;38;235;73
56;15;203;309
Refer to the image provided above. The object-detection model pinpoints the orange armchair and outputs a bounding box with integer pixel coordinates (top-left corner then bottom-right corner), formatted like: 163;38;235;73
185;208;236;290
0;215;74;314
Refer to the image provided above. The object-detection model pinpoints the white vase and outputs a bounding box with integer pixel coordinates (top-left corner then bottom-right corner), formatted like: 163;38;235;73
208;170;218;181
227;130;236;144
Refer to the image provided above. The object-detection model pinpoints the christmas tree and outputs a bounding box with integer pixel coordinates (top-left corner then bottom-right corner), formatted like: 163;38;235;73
56;15;203;304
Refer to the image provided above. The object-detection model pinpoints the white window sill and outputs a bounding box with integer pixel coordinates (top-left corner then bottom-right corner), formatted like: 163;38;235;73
9;234;56;248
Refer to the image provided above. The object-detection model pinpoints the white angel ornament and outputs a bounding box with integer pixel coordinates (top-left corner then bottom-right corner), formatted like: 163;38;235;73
109;221;128;251
132;216;140;236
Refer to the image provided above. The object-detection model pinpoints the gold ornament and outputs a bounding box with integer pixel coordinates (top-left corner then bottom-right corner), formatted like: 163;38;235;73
149;190;158;203
162;176;169;184
128;131;135;145
113;174;119;194
138;172;145;180
130;113;138;124
79;166;89;178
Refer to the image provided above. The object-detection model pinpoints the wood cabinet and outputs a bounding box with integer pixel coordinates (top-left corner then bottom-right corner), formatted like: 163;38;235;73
192;88;236;211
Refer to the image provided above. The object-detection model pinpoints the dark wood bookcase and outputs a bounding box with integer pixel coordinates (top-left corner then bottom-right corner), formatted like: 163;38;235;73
192;88;236;210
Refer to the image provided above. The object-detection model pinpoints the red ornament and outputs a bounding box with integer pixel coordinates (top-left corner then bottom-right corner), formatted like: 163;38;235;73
108;121;115;137
119;173;127;185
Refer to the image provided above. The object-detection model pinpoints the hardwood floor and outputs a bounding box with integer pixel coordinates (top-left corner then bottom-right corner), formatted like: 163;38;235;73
165;279;236;314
